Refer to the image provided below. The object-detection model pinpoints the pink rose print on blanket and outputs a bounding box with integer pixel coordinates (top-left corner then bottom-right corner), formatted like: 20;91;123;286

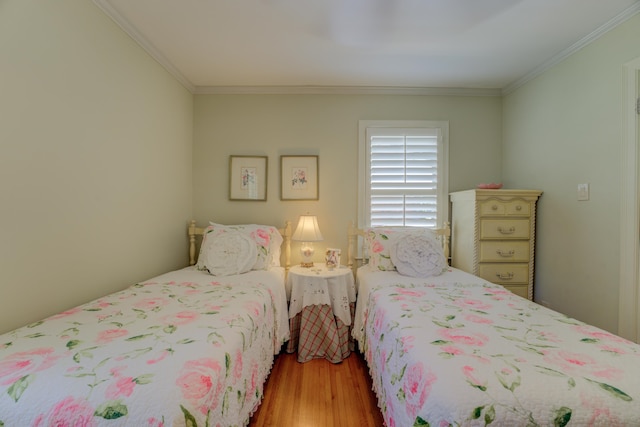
245;360;260;403
581;393;624;427
373;307;387;340
146;417;166;427
542;349;624;381
33;396;96;427
245;301;263;318
233;349;244;383
161;310;200;326
402;362;437;420
464;313;493;325
96;328;129;344
48;307;82;320
438;328;489;347
106;375;135;399
385;394;397;427
462;365;488;391
105;366;136;399
176;358;224;415
134;297;170;311
394;288;427;299
453;298;492;311
146;349;170;365
573;325;631;344
483;287;513;299
0;347;59;386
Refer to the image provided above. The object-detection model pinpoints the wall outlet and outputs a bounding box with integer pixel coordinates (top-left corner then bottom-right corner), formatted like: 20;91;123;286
577;183;589;201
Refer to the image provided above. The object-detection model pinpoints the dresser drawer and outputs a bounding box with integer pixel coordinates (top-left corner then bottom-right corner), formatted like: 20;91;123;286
480;219;530;239
478;263;529;284
501;284;529;299
479;199;531;217
479;241;530;262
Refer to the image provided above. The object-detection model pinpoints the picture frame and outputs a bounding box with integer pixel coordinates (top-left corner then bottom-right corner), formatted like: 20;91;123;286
280;155;319;200
229;155;268;201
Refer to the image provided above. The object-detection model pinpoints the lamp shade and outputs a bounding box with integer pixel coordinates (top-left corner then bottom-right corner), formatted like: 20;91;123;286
292;215;324;242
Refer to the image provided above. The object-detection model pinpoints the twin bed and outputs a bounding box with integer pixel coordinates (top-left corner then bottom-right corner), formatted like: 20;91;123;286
3;219;640;426
348;224;640;426
0;221;291;427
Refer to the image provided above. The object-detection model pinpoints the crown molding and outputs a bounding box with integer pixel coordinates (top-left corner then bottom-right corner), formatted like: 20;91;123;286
92;0;195;93
194;85;501;96
502;2;640;95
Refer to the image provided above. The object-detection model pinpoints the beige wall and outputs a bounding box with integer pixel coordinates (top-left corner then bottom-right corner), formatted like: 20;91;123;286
0;1;194;334
503;14;640;333
10;1;635;338
193;94;503;265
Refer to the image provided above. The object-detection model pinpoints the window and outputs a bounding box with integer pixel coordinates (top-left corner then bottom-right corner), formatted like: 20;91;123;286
358;120;449;228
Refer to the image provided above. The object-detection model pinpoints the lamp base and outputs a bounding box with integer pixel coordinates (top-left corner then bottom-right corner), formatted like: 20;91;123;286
299;242;315;268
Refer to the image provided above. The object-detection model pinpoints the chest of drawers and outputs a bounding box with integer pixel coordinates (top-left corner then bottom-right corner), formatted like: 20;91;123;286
450;189;542;300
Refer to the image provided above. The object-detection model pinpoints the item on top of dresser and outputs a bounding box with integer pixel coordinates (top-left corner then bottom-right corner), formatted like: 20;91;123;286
476;182;503;189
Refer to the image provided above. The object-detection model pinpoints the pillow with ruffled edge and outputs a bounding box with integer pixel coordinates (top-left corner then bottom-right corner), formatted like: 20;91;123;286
365;227;436;271
202;231;257;276
203;223;284;270
389;233;447;278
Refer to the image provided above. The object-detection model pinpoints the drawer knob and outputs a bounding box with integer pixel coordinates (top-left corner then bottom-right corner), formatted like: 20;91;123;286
496;249;515;257
497;226;515;234
516;205;522;211
491;205;498;210
496;272;514;280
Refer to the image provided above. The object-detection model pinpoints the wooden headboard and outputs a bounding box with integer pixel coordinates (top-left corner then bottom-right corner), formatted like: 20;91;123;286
187;220;293;272
346;222;451;276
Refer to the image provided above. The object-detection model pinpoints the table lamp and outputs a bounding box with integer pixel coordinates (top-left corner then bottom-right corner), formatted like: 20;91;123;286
292;215;324;267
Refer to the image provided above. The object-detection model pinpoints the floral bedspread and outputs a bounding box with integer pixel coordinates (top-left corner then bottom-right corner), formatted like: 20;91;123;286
358;267;640;426
0;267;289;427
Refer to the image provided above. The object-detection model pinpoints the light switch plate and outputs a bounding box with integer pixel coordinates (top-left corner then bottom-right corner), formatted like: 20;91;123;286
578;183;589;201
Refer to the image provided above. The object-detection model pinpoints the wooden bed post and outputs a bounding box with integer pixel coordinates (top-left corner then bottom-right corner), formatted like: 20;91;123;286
347;221;357;277
282;220;292;275
441;221;451;261
188;219;199;266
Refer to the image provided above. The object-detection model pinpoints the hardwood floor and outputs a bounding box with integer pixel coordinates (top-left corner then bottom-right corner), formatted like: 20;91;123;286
249;351;384;427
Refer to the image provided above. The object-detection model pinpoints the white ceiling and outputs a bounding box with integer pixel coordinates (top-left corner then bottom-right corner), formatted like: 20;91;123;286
93;0;640;94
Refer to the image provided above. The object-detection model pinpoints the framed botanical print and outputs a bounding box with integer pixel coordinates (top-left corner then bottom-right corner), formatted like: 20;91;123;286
229;156;268;201
280;155;319;201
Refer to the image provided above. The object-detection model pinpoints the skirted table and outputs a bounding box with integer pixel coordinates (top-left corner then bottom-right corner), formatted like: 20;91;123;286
286;265;356;363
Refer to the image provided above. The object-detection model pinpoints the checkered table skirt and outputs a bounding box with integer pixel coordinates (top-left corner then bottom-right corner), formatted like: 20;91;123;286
286;302;355;363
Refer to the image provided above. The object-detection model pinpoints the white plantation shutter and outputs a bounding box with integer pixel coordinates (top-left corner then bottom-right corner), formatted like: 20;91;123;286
359;121;448;229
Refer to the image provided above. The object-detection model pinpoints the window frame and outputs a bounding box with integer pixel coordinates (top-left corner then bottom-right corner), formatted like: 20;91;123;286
358;120;449;229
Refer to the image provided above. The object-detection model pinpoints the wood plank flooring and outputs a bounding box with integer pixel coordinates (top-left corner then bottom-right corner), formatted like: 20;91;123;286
249;351;384;427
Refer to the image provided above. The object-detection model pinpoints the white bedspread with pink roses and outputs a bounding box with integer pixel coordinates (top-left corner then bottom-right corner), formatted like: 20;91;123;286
0;267;289;427
355;266;640;427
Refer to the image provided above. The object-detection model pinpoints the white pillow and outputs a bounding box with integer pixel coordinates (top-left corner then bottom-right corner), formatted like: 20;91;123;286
207;222;283;269
390;233;447;278
202;231;257;276
365;227;435;271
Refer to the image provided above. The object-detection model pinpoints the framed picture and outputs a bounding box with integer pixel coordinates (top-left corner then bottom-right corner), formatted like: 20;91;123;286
280;155;319;200
229;156;268;201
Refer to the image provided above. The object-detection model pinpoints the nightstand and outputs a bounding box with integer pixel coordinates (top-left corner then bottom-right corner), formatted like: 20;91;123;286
286;264;356;363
